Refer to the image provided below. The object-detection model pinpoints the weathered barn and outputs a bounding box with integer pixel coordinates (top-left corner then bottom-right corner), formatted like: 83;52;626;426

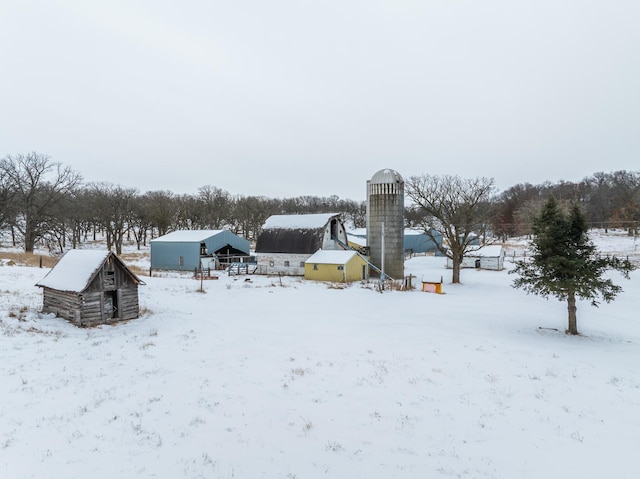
446;245;505;271
304;250;369;283
36;250;144;327
255;213;349;275
150;230;251;272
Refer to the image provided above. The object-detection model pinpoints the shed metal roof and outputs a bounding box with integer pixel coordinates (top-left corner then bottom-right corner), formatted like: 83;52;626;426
151;230;226;243
262;213;339;230
305;250;359;264
347;234;367;247
464;245;504;257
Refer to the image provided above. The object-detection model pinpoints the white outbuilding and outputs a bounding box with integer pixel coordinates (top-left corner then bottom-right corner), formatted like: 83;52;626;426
446;245;505;271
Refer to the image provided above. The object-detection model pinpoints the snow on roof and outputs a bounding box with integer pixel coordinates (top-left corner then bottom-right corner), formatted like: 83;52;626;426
465;245;504;257
151;230;225;242
262;213;339;230
404;228;426;236
348;228;367;238
347;234;367;247
305;249;358;264
36;249;111;292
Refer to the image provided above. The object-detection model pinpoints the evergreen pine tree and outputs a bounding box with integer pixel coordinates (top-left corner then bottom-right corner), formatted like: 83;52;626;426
511;195;635;335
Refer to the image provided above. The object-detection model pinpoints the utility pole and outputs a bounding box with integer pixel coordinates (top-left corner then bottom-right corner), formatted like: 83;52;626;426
381;221;385;289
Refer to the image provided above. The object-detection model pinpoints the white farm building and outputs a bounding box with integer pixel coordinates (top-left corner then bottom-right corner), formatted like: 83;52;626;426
446;245;505;271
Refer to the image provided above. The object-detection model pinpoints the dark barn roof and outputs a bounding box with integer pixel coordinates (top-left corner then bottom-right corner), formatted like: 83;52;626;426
255;228;325;254
255;213;341;255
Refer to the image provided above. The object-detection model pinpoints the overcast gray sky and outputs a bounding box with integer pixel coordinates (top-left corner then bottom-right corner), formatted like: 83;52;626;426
2;0;639;201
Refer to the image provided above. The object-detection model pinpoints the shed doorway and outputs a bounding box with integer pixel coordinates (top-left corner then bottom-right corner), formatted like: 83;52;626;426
103;291;119;320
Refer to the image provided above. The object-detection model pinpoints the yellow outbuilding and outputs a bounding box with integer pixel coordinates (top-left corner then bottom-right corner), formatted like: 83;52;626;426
304;250;369;283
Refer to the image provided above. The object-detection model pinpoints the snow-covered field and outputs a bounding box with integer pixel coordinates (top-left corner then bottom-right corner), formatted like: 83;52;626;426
1;231;639;478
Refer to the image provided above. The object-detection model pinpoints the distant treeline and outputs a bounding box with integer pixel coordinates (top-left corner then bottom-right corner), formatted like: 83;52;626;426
489;170;640;240
1;152;639;254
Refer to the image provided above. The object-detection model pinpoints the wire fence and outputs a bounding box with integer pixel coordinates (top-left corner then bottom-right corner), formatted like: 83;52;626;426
502;234;640;266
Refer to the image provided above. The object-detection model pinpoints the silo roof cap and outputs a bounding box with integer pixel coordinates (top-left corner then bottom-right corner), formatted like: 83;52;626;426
370;168;404;184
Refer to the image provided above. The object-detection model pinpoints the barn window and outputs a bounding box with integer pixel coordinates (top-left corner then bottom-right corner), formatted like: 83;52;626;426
284;261;290;267
299;262;304;267
313;264;318;270
337;265;344;270
104;271;115;287
178;256;184;267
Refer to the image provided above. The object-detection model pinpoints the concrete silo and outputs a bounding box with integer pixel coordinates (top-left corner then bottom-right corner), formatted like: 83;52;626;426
366;169;405;279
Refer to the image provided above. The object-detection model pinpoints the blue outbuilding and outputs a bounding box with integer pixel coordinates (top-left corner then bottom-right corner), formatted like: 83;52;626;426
348;228;444;255
403;228;443;255
150;230;251;272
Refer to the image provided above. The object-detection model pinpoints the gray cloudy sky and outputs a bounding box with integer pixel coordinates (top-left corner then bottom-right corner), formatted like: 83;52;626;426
2;0;639;201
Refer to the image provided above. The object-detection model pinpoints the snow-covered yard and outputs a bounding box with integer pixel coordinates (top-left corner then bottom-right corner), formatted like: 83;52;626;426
1;231;639;478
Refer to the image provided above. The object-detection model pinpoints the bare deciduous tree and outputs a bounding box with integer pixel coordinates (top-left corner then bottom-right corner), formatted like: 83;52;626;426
0;166;17;234
232;195;277;241
406;174;496;283
609;170;640;235
89;182;139;254
0;152;82;252
197;185;232;229
143;190;179;236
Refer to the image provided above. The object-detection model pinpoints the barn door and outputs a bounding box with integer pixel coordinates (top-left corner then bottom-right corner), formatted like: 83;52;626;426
103;291;119;320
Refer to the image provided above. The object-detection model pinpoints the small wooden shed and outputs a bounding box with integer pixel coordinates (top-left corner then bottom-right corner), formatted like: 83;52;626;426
36;250;145;327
